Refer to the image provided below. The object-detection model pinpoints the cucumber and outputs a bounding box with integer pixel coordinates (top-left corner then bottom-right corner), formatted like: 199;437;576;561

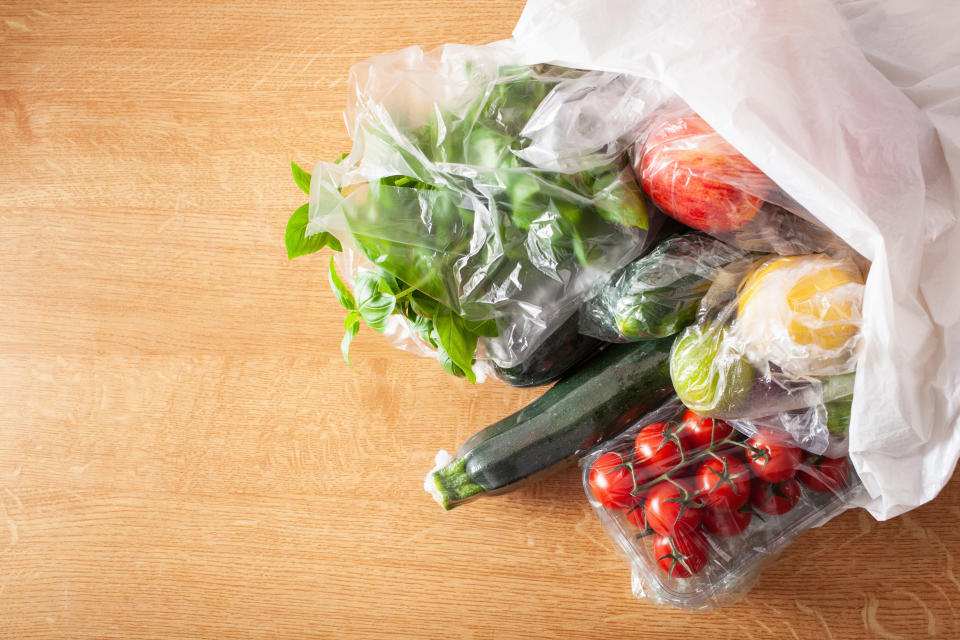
430;338;674;509
491;313;606;388
579;233;745;342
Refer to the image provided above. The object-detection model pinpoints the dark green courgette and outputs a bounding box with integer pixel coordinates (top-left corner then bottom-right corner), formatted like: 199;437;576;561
491;313;606;388
429;338;674;509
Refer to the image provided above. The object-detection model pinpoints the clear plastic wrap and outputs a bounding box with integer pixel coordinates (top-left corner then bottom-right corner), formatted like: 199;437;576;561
582;399;862;609
669;254;864;454
300;45;670;381
633;106;853;257
579;232;746;342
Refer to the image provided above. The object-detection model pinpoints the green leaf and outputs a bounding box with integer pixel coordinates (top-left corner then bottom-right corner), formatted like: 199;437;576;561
286;204;342;259
291;162;312;194
342;317;360;366
359;293;395;333
463;317;499;338
436;343;466;379
379;174;437;191
409;314;434;337
410;292;439;320
434;307;478;383
571;229;589;266
328;256;356;311
354;271;396;333
593;173;649;229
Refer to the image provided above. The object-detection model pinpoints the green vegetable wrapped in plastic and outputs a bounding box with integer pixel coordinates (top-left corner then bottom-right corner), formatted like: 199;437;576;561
669;253;865;454
287;44;666;381
579;233;745;342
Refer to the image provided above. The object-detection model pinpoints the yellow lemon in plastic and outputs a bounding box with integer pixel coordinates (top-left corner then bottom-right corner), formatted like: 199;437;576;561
735;254;864;377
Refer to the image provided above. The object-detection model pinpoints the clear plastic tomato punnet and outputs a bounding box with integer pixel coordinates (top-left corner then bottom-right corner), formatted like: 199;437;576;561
581;398;862;609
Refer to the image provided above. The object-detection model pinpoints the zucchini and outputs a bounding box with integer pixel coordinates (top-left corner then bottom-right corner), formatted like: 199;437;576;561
491;313;606;388
429;338;674;509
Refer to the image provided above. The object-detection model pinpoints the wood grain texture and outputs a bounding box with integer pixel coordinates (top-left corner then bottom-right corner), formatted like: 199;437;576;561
1;1;958;638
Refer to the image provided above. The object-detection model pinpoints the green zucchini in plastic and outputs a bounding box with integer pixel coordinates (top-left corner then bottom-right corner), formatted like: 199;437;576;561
491;313;605;388
428;338;674;510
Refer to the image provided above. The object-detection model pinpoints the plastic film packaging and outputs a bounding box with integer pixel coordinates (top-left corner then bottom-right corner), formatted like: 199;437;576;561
582;399;862;609
306;45;669;382
512;0;960;521
633;105;854;257
579;232;747;342
669;254;864;454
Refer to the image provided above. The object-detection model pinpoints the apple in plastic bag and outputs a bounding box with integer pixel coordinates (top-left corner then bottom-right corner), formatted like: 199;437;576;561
637;113;772;234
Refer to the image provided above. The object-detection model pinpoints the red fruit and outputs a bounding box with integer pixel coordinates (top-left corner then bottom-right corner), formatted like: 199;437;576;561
745;430;802;483
678;409;733;451
588;452;637;509
634;421;687;479
637;112;772;233
695;455;751;510
702;507;752;537
751;478;801;515
644;480;703;536
798;456;849;493
654;530;710;578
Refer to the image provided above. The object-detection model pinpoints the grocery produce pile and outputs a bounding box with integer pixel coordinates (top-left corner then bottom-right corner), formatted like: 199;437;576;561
288;45;871;609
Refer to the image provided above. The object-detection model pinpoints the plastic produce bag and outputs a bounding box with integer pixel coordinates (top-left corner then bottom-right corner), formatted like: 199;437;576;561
514;0;960;519
579;232;746;342
298;45;669;382
632;106;852;256
669;254;863;454
582;400;862;609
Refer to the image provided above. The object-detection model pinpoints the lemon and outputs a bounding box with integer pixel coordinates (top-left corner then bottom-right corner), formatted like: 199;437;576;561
735;254;864;376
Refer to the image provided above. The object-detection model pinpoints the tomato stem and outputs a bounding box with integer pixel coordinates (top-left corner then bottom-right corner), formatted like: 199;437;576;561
631;431;745;494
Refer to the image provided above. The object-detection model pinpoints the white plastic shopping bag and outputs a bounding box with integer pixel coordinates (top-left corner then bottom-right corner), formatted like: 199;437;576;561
513;0;960;519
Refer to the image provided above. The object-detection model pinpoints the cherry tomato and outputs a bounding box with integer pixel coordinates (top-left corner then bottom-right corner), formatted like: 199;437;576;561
695;455;751;510
798;456;849;493
634;421;687;479
751;478;801;515
623;488;650;528
588;452;637;509
654;530;709;578
745;430;801;483
644;480;702;536
702;507;752;537
678;409;733;451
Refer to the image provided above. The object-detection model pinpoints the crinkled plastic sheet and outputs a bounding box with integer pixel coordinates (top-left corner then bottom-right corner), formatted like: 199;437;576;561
669;254;862;454
632;104;854;257
581;399;862;609
308;45;667;372
579;232;746;342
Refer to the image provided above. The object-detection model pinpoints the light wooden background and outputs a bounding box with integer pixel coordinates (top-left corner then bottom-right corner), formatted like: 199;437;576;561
1;2;958;638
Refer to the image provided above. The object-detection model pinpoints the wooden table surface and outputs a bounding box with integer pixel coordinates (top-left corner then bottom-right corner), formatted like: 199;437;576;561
2;1;959;638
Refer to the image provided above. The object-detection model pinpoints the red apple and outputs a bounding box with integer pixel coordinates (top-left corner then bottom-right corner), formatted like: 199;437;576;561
636;112;772;234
